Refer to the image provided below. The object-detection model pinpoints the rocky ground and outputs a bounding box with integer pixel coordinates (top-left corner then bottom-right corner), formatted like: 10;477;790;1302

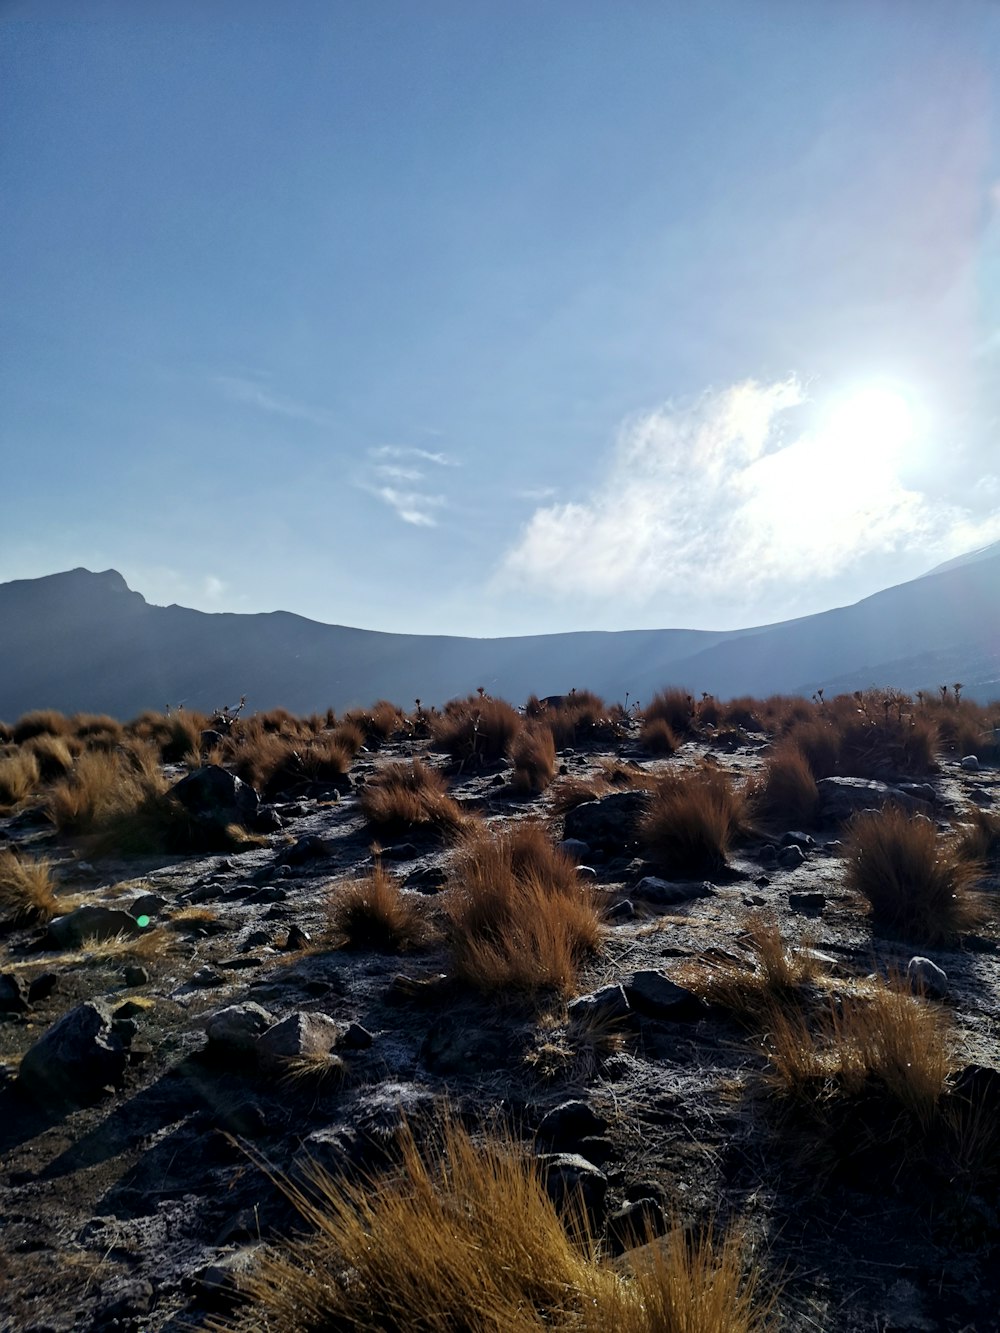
1;723;998;1333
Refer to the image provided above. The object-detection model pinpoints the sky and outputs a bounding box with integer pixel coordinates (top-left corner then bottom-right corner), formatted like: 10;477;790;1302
3;1;1000;638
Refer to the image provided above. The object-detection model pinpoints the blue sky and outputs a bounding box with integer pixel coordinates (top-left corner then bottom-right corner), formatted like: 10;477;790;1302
3;2;999;636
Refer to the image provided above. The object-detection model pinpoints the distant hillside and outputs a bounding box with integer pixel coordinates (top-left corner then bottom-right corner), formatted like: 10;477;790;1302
0;552;997;719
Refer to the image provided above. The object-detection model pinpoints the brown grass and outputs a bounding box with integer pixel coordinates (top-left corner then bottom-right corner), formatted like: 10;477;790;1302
844;805;986;943
0;748;42;808
432;694;523;765
11;709;72;743
957;807;1000;866
639;718;679;755
682;915;822;1026
446;822;602;994
0;850;58;926
747;743;819;827
127;709;207;762
643;688;696;736
510;723;558;795
70;713;125;744
360;759;468;840
328;861;434;951
208;1118;774;1333
640;766;747;877
525;690;611;748
25;733;77;781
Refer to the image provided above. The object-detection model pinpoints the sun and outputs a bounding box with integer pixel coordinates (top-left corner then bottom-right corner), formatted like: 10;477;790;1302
821;384;916;468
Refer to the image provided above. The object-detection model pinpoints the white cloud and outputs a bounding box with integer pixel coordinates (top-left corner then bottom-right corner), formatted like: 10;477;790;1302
370;444;456;467
215;374;338;427
375;463;425;483
373;487;445;527
203;575;227;599
497;379;1000;607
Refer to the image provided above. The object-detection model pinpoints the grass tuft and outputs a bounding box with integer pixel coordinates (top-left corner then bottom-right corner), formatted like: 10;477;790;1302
640;766;747;877
360;759;468;840
0;748;42;808
0;850;59;926
844;805;985;943
510;724;558;795
328;860;433;951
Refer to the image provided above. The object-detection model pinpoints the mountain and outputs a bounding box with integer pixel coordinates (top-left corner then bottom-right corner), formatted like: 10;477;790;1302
0;553;997;719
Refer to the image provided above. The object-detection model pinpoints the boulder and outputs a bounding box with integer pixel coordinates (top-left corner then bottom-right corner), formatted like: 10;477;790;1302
204;1002;274;1055
564;791;652;855
256;1012;340;1068
632;876;714;905
536;1100;608;1148
567;983;631;1026
816;777;932;823
961;754;980;772
0;972;31;1013
46;905;141;950
538;1152;608;1221
907;956;948;1000
788;891;826;915
624;970;708;1022
19;1000;128;1103
169;765;259;829
776;844;805;869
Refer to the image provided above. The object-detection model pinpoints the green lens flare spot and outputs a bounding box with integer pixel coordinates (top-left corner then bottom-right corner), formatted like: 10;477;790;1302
136;915;151;929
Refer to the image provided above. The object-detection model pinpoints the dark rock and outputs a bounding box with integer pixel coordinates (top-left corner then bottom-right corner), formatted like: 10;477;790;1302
567;984;631;1026
0;973;30;1013
758;845;778;867
19;1000;127;1103
279;834;330;866
606;899;635;922
123;964;150;987
190;1245;261;1312
129;892;168;919
788;891;826;914
245;885;288;905
253;806;284;833
606;1197;667;1254
283;924;311;950
242;929;271;950
98;1280;154;1323
341;1022;374;1050
385;973;450;1005
564;790;652;855
204;1002;274;1055
26;972;58;1003
191;966;225;988
421;1016;505;1074
816;776;932;822
776;844;805;869
538;1152;608;1221
559;838;592;860
781;830;815;849
381;842;420;861
113;1000;149;1021
537;1099;608;1147
45;905;141;950
960;754;980;772
624;970;708;1021
405;866;448;892
632;876;714;905
170;764;259;829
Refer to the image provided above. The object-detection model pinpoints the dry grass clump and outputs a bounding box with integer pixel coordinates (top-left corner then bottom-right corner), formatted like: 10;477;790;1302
747;743;819;827
638;717;679;755
957;807;1000;867
328;861;433;951
920;690;999;759
781;719;839;779
210;1119;773;1333
70;713;125;745
510;723;557;795
24;733;77;781
11;709;72;743
643;688;696;737
640;766;747;877
765;975;950;1134
432;694;523;766
525;689;612;749
0;748;42;808
46;746;264;855
361;759;468;840
844;805;985;943
682;915;822;1027
446;822;602;995
127;709;207;763
719;697;763;731
0;850;58;926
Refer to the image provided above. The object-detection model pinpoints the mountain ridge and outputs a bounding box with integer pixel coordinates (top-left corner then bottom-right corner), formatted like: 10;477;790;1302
1;553;997;718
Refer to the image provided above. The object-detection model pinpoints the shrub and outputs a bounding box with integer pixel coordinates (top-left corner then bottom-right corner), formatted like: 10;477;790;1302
70;713;125;745
638;718;679;756
0;850;58;925
11;709;71;743
25;733;77;782
844;805;985;943
360;760;467;840
328;862;433;952
0;749;41;808
748;743;819;827
640;766;747;877
209;1118;774;1333
643;688;696;736
509;724;557;795
782;720;839;779
446;822;602;994
432;695;523;766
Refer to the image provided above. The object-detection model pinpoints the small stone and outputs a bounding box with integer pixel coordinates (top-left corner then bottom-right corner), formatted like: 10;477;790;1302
538;1152;608;1221
381;842;420;861
607;899;635;922
0;973;31;1014
341;1022;374;1049
123;964;150;987
758;845;778;867
130;892;168;919
559;838;592;860
537;1100;608;1146
405;866;448;893
960;754;980;772
632;876;713;905
907;956;948;999
283;924;311;950
191;966;225;988
256;1011;341;1068
279;834;330;865
26;972;58;1003
567;984;631;1026
788;891;826;914
246;885;288;905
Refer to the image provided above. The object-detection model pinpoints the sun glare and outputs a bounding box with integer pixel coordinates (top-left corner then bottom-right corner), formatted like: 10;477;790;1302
821;385;915;467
